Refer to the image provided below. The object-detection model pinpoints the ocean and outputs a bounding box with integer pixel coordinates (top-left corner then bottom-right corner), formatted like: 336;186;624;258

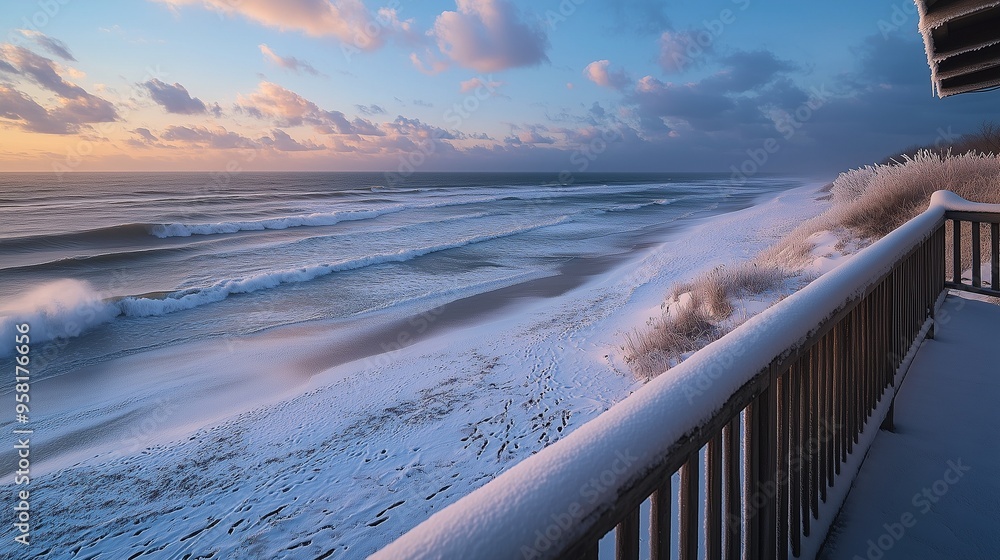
0;172;797;379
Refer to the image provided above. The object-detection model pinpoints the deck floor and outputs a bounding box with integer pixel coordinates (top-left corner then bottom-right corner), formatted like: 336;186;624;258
819;291;1000;559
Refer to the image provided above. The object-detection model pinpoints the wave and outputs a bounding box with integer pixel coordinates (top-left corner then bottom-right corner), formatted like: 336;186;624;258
607;199;676;212
0;217;570;349
120;216;570;317
149;205;412;238
147;196;511;238
150;184;678;239
0;280;120;357
2;183;676;250
0;223;155;252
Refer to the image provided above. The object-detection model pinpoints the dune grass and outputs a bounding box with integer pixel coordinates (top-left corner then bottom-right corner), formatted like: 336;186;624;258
624;144;1000;381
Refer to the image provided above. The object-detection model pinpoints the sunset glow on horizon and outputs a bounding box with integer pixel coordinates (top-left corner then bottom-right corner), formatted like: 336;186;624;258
1;0;996;175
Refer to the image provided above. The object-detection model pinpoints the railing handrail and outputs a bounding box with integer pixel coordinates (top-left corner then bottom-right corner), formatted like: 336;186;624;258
374;191;1000;560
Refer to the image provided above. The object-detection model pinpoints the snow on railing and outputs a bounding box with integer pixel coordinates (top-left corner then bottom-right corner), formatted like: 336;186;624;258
374;192;999;560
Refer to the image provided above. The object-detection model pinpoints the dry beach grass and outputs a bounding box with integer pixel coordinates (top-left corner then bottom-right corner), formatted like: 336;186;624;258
626;136;1000;380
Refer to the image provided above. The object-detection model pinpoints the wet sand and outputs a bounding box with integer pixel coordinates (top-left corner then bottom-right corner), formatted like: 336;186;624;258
293;251;635;375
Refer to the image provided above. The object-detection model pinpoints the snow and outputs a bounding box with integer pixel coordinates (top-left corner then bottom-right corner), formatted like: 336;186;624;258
930;189;1000;214
374;191;988;559
1;183;831;559
819;291;1000;559
802;230;863;277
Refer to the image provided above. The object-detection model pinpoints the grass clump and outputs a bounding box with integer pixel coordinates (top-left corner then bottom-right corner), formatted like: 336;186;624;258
624;261;787;380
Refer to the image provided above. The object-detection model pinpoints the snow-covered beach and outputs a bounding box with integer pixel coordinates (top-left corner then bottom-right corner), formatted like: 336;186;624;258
0;177;831;558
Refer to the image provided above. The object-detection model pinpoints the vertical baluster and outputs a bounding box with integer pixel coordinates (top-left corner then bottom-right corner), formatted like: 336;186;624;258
724;417;741;560
746;398;762;559
764;373;777;559
953;219;962;284
651;478;671;560
972;222;982;288
800;355;812;537
837;319;847;466
680;454;699;560
854;306;863;444
818;336;829;502
707;435;723;560
825;332;836;486
616;508;640;560
778;362;802;554
788;364;800;558
810;346;820;522
938;225;944;293
991;222;999;291
861;296;870;418
846;310;856;452
868;292;876;412
880;282;890;394
776;370;789;560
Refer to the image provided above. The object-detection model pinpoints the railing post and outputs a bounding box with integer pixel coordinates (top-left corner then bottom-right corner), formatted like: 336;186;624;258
615;508;640;560
880;401;895;432
650;479;671;560
723;417;741;560
680;454;699;560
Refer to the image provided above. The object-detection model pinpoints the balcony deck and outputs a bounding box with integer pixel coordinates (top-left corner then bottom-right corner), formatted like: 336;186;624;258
819;291;1000;559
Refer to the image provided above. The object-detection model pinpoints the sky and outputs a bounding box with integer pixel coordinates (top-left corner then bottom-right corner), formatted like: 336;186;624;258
0;0;997;177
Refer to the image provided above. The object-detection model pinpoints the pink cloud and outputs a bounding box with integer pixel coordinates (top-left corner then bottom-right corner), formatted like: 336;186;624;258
237;81;383;135
432;0;548;72
258;44;321;75
155;0;398;51
410;49;449;75
583;60;629;90
459;77;503;94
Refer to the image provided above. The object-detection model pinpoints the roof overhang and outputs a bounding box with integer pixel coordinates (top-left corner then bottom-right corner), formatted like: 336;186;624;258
914;0;1000;96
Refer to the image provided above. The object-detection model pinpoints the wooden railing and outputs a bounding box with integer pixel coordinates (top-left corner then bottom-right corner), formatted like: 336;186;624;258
374;192;1000;560
945;209;1000;297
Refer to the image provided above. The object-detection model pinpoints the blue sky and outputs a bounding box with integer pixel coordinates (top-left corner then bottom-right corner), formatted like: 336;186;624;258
0;0;996;176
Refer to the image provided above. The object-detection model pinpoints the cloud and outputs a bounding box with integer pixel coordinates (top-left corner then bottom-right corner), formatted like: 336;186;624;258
506;130;555;145
17;30;75;61
355;103;386;115
432;0;549;72
0;44;89;98
410;49;449;75
624;49;799;135
0;85;117;134
704;51;797;93
126;127;166;149
0;85;71;134
237;81;382;135
160;125;257;149
134;127;158;142
658;30;711;74
383;116;461;140
155;0;408;51
259;44;321;76
142;78;208;114
0;43;118;134
261;129;325;151
459;76;503;94
583;60;629;90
